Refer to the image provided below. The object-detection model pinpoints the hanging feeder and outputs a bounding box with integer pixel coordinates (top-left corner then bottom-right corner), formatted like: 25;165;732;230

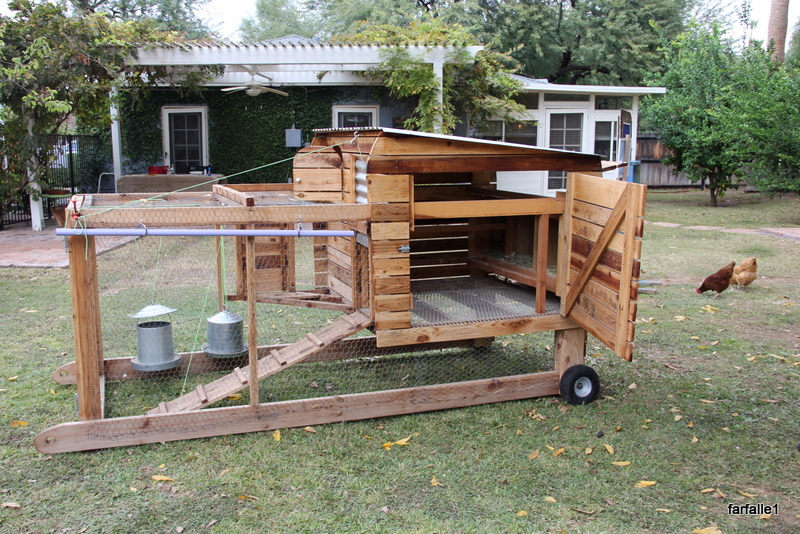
202;310;248;359
130;304;181;372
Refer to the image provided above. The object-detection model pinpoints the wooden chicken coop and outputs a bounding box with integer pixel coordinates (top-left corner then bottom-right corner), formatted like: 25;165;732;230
36;128;646;453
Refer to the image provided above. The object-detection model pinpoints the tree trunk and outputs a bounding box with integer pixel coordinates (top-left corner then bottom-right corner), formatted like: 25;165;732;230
768;0;790;62
708;186;718;207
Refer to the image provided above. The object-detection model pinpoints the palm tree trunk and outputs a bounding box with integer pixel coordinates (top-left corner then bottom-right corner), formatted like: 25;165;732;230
768;0;791;62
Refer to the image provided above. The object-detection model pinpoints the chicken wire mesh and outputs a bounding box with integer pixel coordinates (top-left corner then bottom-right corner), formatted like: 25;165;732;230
57;189;560;441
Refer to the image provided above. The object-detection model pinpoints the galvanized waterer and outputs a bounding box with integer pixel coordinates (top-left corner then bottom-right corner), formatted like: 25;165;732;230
130;304;181;372
202;309;248;358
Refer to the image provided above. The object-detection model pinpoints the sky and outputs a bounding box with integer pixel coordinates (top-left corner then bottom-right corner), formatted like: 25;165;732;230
0;0;797;45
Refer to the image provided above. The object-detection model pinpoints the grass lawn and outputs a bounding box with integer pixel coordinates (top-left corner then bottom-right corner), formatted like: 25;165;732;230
1;189;799;533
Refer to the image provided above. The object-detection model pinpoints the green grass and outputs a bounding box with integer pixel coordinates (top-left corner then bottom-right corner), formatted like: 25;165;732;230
2;192;800;533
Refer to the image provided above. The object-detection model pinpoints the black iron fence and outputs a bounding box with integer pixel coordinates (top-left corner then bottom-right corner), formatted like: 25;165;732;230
1;134;112;229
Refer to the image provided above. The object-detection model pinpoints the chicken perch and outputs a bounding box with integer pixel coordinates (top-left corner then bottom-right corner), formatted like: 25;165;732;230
696;261;736;297
730;257;757;288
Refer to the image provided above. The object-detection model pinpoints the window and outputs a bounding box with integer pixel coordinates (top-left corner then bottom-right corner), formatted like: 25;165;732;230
548;112;584;190
161;106;208;174
595;96;633;110
471;120;537;145
332;106;378;128
544;93;590;102
594;121;618;160
512;92;539;109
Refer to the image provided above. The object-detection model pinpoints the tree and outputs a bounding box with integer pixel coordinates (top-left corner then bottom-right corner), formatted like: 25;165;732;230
0;1;210;226
717;45;800;193
239;0;319;41
333;19;524;134
642;24;742;206
68;0;212;38
767;0;790;62
486;0;687;85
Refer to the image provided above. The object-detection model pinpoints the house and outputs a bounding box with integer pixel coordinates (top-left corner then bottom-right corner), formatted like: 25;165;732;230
113;36;664;198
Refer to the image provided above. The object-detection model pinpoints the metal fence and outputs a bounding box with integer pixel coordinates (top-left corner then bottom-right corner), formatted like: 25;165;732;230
1;134;111;229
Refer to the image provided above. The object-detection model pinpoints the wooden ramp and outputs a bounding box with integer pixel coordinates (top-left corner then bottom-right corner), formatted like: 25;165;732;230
147;311;371;415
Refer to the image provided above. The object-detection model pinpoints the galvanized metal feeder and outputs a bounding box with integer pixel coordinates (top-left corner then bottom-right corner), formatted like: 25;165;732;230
202;309;248;359
130;304;181;372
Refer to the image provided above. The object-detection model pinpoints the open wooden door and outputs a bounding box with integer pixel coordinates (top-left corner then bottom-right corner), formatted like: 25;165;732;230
560;172;646;361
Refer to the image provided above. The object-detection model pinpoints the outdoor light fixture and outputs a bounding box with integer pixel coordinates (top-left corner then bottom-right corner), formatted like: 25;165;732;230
245;86;261;97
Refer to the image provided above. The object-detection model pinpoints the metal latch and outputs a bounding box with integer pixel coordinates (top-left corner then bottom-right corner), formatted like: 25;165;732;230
398;244;410;253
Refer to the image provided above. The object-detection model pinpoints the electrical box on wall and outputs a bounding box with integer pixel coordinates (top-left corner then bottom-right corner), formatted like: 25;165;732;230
285;126;302;148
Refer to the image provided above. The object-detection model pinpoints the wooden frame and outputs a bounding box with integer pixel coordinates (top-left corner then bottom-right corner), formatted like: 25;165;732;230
36;129;645;453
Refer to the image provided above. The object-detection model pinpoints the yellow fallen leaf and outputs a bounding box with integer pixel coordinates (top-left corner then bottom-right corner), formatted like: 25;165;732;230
129;487;137;492
546;445;555;451
687;421;694;428
238;495;258;501
674;316;686;321
516;510;528;516
515;429;523;436
611;461;631;466
698;346;708;349
151;475;174;482
551;426;560;431
760;514;771;519
669;407;681;413
604;444;615;454
715;489;726;498
700;488;716;493
49;388;55;395
692;527;722;534
635;481;657;488
628;383;637;390
692;435;699;443
690;336;700;340
8;376;18;381
702;305;719;313
158;464;165;469
738;491;758;498
699;399;716;404
528;450;539;460
225;394;242;401
553;448;565;457
394;435;412;446
304;426;317;433
710;341;719;346
674;415;683;422
273;430;281;442
655;508;672;513
430;476;443;487
585;447;593;455
544;496;557;503
381;442;394;451
2;502;21;509
9;420;28;427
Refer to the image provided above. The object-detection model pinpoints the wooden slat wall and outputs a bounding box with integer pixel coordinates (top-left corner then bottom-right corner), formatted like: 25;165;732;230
563;173;646;361
234;224;295;295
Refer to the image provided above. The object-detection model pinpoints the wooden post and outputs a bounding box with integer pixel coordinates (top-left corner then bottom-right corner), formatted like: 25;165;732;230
535;214;550;313
245;234;259;407
554;328;586;379
69;235;104;420
216;232;224;312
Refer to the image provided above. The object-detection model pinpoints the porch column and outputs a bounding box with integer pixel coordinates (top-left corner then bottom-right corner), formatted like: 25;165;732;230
432;59;444;133
110;87;123;185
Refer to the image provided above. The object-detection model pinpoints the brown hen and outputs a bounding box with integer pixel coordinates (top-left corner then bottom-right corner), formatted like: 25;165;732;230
696;261;735;297
730;257;757;288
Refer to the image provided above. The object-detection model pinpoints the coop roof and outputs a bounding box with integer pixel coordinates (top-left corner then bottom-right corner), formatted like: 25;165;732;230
306;127;605;174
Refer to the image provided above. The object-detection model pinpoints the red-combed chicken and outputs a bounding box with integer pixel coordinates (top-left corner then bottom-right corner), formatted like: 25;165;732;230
730;257;757;288
695;261;736;297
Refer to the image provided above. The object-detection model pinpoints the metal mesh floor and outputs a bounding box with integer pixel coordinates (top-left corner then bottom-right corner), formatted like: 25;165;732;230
410;277;560;327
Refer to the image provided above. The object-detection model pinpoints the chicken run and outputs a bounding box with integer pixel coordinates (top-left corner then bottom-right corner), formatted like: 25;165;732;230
36;128;647;453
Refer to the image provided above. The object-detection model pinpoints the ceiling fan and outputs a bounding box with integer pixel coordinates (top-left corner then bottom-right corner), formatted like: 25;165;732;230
221;70;288;97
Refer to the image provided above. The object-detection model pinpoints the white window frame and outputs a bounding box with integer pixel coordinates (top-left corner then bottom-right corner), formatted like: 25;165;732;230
332;105;379;128
161;105;209;168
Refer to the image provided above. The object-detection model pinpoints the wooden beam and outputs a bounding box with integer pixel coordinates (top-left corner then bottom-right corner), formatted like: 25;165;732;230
367;155;602;175
536;214;550;314
34;371;560;453
69;235;104;421
213;184;256;206
413;198;565;219
245;234;259;407
554;328;586;378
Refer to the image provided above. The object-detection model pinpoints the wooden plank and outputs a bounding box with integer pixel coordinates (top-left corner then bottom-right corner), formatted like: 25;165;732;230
410;265;470;280
34;371;560;453
411;251;469;267
245;234;259;407
411;223;506;239
292;152;343;169
216;183;294;191
329;276;354;303
68;235;104;421
374;293;413;313
371;222;409;241
371;240;410;259
375;311;412;330
213;185;255;207
570;218;627;254
371;203;410;222
367;174;410;203
411;237;468;253
147;311;372;415
372;257;410;277
293;168;343;192
614;183;646;361
377;315;578;347
413;198;565;219
367;154;602;175
554;328;587;378
294;192;343;202
467;255;557;294
568;306;617;354
571;172;630;208
373;276;411;295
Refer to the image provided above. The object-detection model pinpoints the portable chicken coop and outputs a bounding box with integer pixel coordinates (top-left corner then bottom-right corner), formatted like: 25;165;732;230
36;128;646;453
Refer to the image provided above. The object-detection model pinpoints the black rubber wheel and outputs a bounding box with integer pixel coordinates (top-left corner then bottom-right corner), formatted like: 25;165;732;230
559;364;600;405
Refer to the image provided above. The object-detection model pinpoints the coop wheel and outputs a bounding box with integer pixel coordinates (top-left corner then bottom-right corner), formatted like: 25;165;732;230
559;364;600;405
